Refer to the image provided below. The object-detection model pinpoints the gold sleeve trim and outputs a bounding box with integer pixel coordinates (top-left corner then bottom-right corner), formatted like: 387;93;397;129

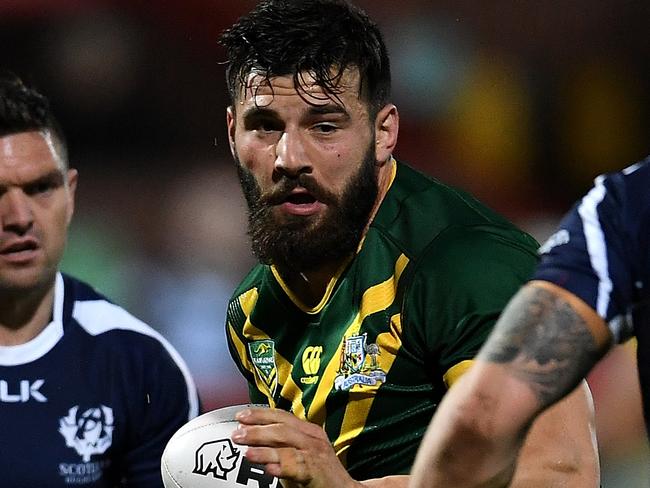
443;359;475;388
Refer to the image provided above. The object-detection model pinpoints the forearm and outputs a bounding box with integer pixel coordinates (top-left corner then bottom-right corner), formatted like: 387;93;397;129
509;382;600;488
410;365;530;488
410;282;608;488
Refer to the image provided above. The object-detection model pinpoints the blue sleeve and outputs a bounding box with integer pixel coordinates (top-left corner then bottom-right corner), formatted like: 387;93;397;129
121;340;200;487
534;162;650;342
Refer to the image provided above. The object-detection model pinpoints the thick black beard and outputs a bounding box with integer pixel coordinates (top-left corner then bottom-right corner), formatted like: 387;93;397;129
236;145;379;273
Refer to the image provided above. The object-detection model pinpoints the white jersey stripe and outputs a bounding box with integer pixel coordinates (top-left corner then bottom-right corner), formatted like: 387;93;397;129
577;175;612;318
73;300;200;420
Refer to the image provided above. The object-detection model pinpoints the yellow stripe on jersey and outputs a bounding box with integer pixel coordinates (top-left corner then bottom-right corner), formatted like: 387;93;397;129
228;288;259;375
443;359;475;388
238;287;259;316
334;312;405;464
227;322;254;374
307;254;410;458
239;302;307;417
229;288;277;406
393;253;409;282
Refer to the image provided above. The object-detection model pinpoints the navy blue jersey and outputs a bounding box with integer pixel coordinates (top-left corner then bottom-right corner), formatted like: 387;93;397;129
0;273;200;487
533;158;650;428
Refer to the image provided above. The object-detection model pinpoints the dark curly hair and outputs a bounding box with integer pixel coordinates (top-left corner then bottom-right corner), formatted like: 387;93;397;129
0;70;68;165
219;0;391;118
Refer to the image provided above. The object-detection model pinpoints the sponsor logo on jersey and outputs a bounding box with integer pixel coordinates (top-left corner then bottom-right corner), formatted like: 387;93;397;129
59;405;114;462
249;339;278;398
193;439;279;487
0;379;47;403
300;346;323;384
334;334;386;391
538;229;570;255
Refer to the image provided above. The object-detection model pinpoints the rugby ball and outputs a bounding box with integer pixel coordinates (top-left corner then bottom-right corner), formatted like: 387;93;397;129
161;404;281;488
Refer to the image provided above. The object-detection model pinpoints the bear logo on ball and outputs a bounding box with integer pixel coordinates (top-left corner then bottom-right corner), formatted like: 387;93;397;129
193;438;240;480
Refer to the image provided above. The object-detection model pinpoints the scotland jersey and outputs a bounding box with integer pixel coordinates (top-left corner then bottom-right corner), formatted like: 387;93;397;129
227;161;538;479
534;158;650;429
0;273;200;487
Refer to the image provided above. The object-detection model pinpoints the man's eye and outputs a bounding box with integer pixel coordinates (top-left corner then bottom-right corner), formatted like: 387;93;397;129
314;123;337;133
26;181;55;195
256;121;281;132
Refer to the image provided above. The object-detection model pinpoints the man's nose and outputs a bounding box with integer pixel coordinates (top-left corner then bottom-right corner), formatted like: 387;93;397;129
1;190;33;234
274;130;312;178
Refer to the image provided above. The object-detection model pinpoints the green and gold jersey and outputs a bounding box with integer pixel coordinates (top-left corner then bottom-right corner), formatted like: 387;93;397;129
226;161;538;479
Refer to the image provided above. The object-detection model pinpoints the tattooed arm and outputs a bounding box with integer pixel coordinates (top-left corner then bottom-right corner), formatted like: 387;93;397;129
409;281;612;488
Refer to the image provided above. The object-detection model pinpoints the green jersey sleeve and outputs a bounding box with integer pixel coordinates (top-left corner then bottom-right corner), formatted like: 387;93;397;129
401;223;538;382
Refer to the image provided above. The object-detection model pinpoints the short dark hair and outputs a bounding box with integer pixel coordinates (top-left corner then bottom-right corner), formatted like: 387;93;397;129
219;0;391;118
0;70;68;164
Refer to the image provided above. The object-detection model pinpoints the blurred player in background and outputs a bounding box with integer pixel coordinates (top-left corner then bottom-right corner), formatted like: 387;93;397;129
410;159;650;487
220;0;599;486
0;71;199;487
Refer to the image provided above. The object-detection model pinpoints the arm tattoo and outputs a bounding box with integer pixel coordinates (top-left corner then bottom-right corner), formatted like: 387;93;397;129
479;286;605;407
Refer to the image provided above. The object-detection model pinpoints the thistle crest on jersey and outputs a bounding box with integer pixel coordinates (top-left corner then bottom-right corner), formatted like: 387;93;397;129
248;339;278;397
58;405;114;462
334;334;386;391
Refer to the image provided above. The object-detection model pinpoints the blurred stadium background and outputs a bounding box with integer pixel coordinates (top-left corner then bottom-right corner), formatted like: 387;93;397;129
1;1;648;485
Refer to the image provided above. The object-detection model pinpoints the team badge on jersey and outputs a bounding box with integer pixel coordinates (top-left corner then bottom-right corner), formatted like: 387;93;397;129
59;405;114;462
334;333;386;391
248;339;278;398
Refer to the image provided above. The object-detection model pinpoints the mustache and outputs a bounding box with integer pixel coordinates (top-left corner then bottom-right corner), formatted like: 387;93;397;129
260;174;336;206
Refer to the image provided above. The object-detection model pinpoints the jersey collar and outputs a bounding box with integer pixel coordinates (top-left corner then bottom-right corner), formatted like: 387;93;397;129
0;273;65;366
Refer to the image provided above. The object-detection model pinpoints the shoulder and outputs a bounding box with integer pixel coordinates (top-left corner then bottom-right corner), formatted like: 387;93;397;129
229;264;268;301
63;274;195;378
416;224;538;274
403;224;538;310
373;161;538;260
370;162;538;273
226;264;270;332
540;158;650;258
61;275;200;419
605;157;650;198
581;158;650;232
64;275;166;346
598;159;650;235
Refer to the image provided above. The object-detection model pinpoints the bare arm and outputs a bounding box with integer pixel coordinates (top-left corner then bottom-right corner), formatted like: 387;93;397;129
409;281;612;488
510;381;599;487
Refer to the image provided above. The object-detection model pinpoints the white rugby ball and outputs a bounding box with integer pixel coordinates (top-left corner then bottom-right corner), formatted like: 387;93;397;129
161;404;281;488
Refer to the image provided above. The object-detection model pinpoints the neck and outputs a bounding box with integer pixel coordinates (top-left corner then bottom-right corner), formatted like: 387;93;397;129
0;283;55;346
364;157;394;236
279;259;348;309
278;158;395;308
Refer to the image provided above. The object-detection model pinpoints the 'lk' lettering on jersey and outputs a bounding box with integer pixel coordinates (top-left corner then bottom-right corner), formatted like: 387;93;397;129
0;379;47;403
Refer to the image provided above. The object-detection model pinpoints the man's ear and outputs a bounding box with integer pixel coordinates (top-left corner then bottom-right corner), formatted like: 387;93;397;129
226;106;237;157
374;104;399;164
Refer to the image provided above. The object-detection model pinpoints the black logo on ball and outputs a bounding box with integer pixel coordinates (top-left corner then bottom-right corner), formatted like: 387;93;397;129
192;437;280;487
193;438;241;480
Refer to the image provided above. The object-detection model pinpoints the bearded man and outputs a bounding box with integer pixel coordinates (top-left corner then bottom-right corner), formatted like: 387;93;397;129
220;1;600;487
